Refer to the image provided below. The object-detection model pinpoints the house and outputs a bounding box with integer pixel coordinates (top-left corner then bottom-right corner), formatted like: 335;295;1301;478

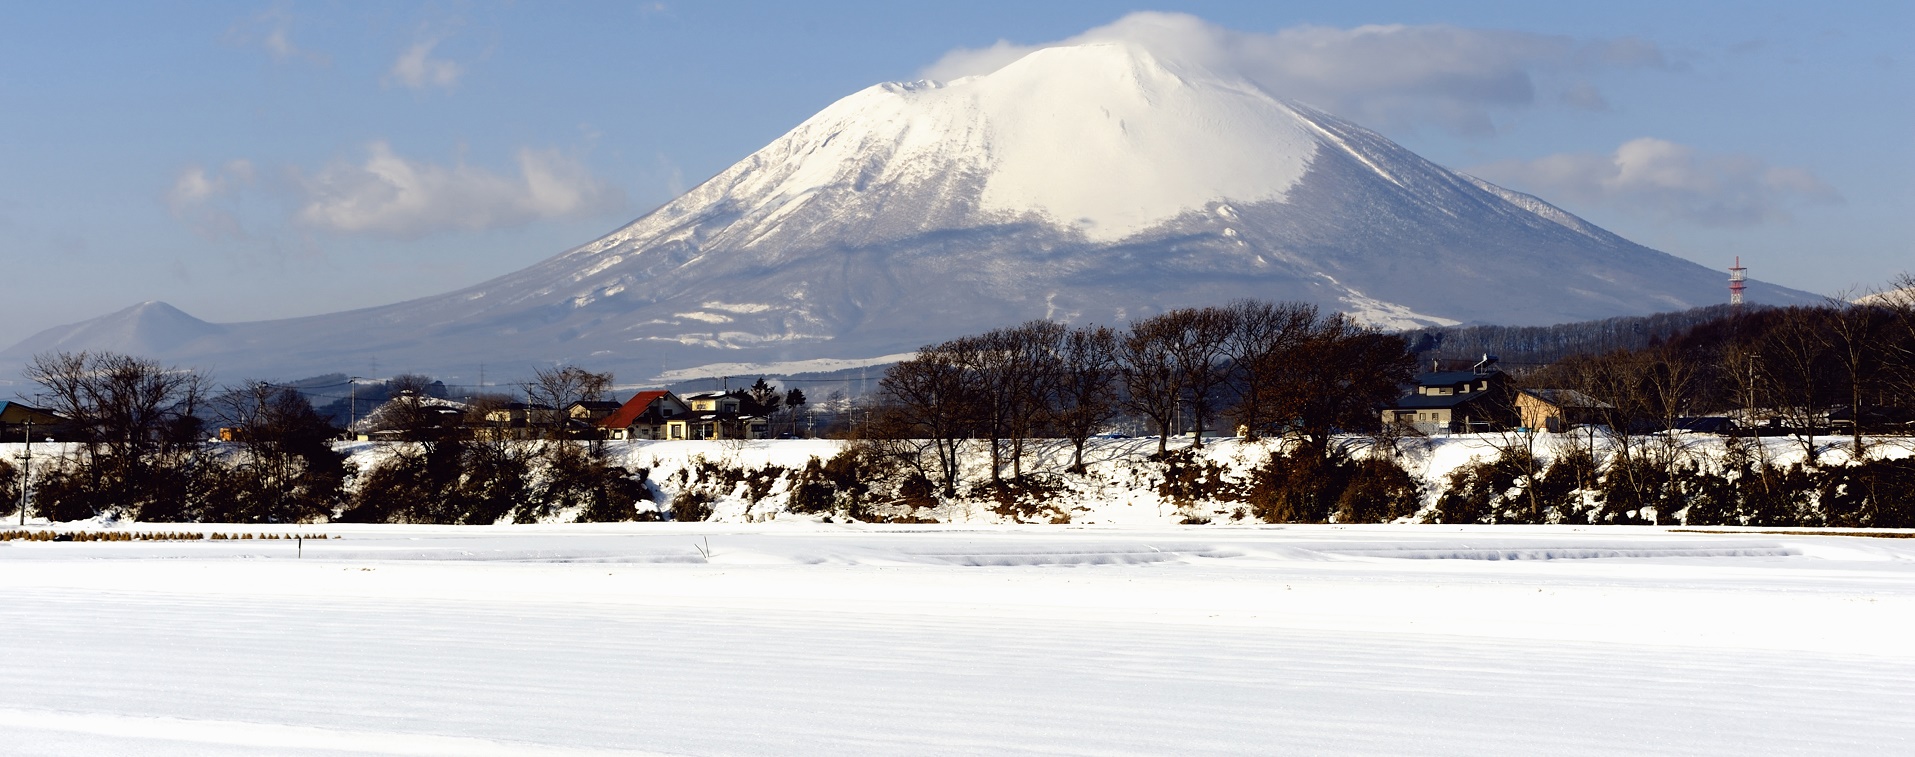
566;400;622;424
1673;416;1739;435
350;392;469;441
1515;388;1613;432
0;401;67;440
1380;356;1517;434
599;391;691;440
669;390;772;440
471;401;558;441
1827;406;1914;436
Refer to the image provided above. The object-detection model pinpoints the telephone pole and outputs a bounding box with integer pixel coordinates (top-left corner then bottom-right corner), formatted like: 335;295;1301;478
19;417;31;526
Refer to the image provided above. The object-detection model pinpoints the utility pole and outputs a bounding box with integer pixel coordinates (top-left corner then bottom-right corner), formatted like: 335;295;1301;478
346;377;364;440
19;417;31;526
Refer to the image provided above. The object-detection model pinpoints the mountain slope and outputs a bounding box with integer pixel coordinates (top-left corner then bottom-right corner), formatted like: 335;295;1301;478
2;42;1812;383
4;301;227;361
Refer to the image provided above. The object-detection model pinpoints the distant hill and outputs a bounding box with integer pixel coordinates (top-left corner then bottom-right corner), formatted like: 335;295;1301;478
2;42;1813;384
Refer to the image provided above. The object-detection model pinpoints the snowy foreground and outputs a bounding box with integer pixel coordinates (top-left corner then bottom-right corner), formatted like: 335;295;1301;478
3;524;1913;756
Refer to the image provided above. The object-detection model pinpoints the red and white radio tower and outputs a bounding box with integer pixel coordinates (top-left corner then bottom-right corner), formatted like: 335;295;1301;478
1729;256;1747;306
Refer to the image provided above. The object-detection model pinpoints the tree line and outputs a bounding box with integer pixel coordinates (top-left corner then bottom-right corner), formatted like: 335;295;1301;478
6;355;656;523
1528;292;1915;457
873;300;1415;497
7;281;1913;527
1458;290;1915;527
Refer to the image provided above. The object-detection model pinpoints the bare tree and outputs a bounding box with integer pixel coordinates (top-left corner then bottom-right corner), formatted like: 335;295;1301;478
1721;341;1779;477
1224;300;1317;440
1121;313;1185;455
1760;308;1836;465
958;322;1065;483
999;321;1066;481
210;382;344;522
1878;274;1915;449
1885;274;1915;390
1280;315;1416;463
1824;296;1893;459
1049;325;1122;473
877;341;982;497
1641;344;1704;522
24;351;209;519
1161;308;1234;448
524;366;612;442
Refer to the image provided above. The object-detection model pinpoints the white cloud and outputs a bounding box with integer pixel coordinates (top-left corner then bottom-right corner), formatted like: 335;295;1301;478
228;3;328;66
920;12;1665;135
166;160;256;239
1471;137;1841;226
385;38;463;91
293;142;625;237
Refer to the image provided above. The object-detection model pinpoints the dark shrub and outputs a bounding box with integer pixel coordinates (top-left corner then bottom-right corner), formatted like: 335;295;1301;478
1818;458;1915;528
1156;448;1244;510
1333;458;1421;523
670;489;715;522
1247;450;1350;524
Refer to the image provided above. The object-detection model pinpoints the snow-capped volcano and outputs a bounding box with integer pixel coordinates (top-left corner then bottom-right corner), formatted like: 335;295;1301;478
3;42;1809;383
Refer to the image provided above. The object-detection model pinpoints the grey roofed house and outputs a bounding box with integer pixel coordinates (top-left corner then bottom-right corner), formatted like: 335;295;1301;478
667;390;771;440
1380;358;1517;435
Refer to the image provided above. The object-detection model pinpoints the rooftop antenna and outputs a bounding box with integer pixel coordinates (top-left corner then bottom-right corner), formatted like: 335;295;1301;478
1729;256;1747;307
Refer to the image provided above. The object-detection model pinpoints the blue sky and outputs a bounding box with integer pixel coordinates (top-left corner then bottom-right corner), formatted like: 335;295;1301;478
1;1;1908;345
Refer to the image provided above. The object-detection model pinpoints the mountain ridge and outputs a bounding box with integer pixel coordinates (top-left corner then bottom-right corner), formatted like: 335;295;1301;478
1;42;1812;383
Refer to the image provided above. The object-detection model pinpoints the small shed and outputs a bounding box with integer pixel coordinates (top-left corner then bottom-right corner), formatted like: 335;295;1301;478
1515;389;1613;432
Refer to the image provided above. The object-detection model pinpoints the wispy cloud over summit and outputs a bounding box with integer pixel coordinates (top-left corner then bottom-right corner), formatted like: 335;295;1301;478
922;12;1667;135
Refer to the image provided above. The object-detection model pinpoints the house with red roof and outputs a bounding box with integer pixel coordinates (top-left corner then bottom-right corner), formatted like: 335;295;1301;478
598;390;691;440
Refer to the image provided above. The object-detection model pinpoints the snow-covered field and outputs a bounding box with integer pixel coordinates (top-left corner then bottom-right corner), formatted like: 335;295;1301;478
4;523;1913;755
